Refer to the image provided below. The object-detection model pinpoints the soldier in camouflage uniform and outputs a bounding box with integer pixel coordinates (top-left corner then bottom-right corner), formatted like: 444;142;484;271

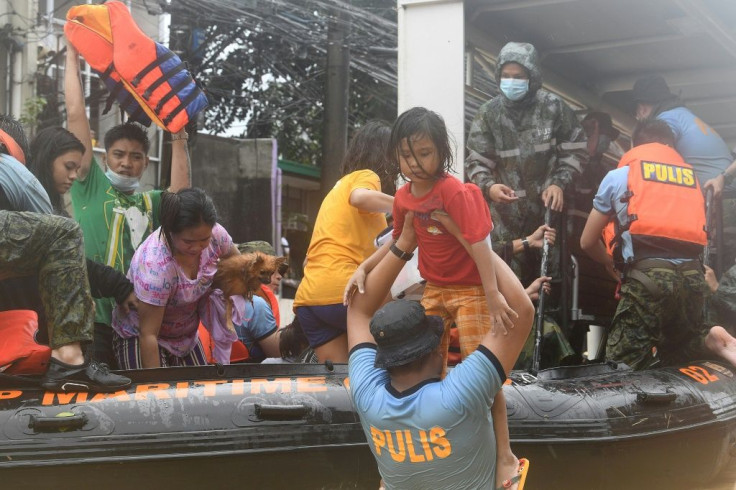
606;264;707;369
465;42;587;285
0;210;130;392
0;211;93;348
705;263;736;330
580;119;736;370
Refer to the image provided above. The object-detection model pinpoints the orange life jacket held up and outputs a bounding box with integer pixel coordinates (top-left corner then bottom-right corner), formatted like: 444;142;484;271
617;143;706;261
65;1;208;133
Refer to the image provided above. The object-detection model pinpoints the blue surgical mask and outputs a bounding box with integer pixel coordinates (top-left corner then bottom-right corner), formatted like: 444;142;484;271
105;168;141;192
499;78;529;101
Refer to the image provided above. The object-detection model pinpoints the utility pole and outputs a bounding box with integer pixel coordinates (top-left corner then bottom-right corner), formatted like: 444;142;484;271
161;7;201;189
320;5;350;197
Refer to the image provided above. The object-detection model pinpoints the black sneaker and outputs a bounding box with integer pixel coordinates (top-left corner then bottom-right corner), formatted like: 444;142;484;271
40;358;131;393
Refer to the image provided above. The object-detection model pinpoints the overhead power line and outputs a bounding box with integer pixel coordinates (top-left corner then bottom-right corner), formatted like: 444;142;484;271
168;0;398;87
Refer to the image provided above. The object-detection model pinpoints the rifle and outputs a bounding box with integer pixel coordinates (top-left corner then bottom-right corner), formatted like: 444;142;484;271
703;187;714;268
532;208;552;373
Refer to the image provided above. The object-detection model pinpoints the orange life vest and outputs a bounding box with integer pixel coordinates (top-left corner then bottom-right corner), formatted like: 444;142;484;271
255;284;281;328
0;129;25;164
64;1;208;133
0;310;51;375
616;143;706;260
198;323;250;364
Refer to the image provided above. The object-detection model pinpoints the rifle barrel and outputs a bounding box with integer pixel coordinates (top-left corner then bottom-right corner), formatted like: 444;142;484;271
704;187;714;267
532;209;552;373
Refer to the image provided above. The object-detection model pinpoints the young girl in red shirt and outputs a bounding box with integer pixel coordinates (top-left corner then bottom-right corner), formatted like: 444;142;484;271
346;107;533;489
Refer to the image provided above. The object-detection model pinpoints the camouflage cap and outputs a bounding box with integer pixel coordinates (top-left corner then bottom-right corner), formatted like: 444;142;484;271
237;240;276;256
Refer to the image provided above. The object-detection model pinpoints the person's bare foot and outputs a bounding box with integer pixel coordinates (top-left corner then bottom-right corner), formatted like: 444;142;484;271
496;453;520;490
706;326;736;368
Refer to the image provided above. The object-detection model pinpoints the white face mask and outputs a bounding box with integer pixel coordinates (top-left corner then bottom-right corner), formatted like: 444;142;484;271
105;167;141;192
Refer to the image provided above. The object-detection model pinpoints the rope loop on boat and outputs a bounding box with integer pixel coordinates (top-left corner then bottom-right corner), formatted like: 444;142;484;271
215;363;226;377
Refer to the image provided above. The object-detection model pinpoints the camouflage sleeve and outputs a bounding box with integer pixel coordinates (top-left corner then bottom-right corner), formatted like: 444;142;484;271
712;264;736;319
547;100;588;190
465;106;500;194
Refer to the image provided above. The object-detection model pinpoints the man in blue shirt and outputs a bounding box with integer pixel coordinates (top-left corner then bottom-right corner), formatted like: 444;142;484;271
633;75;736;268
346;214;533;490
234;295;280;362
580;119;736;371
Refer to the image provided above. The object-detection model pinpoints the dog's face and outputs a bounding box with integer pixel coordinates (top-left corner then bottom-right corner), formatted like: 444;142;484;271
214;252;287;299
259;255;287;285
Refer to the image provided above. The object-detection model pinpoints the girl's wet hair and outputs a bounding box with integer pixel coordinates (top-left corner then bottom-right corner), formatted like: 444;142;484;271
340;120;398;195
28;127;85;214
389;107;454;179
159;188;218;248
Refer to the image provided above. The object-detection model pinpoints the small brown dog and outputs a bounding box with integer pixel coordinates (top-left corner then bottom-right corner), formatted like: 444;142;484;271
213;252;287;332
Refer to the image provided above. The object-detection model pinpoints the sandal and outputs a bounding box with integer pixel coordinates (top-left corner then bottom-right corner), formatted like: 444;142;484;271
496;458;530;490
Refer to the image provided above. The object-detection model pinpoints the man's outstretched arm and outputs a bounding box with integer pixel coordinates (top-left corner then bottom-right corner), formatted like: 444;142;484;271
347;212;416;350
64;45;94;180
168;129;191;192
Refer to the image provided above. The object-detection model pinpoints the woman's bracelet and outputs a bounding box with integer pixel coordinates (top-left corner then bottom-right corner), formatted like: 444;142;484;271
171;131;189;141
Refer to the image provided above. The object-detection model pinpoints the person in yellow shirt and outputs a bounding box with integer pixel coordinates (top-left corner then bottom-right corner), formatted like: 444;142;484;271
294;121;397;363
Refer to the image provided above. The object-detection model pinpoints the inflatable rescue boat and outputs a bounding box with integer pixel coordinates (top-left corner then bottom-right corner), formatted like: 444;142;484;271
0;358;735;489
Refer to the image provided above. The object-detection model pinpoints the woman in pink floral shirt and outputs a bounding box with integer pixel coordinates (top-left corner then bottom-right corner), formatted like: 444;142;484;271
112;188;238;369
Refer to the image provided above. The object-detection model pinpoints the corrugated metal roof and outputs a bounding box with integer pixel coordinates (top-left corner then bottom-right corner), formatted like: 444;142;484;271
467;0;736;148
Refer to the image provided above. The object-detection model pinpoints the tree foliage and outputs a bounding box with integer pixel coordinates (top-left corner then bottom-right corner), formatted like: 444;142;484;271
171;0;397;166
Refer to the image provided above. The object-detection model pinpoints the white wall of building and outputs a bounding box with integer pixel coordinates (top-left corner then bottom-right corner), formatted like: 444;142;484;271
1;0;39;118
397;0;465;177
